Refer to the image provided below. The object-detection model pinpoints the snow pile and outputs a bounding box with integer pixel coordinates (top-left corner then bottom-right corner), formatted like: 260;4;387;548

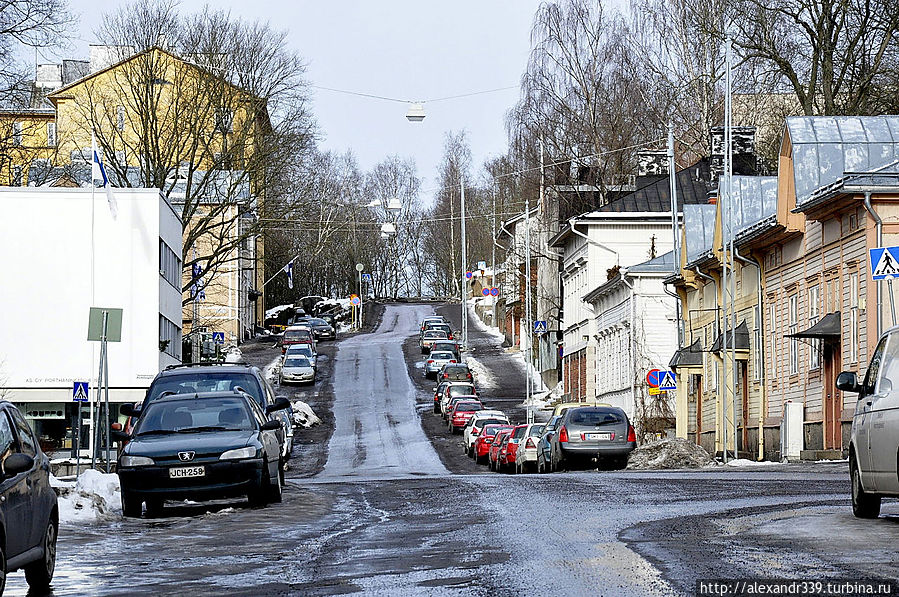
265;304;293;320
467;302;505;341
263;355;282;385
53;469;122;523
292;400;321;428
509;350;549;394
724;458;780;467
627;438;714;470
528;381;563;410
224;346;243;363
464;355;497;390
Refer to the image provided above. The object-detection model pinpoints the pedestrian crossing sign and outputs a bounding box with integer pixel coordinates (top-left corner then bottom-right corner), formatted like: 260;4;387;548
533;320;548;335
870;246;899;280
73;381;89;402
659;371;677;391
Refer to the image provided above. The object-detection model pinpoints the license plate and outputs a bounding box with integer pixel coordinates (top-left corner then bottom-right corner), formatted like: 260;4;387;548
585;432;613;441
169;466;205;479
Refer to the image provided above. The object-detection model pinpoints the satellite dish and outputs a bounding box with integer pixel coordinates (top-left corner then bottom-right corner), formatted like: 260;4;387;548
405;102;425;122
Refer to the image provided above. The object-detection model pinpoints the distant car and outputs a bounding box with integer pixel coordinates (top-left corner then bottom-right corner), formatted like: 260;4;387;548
280;325;316;354
0;401;59;593
425;351;457;379
425;322;454;340
475;424;512;464
280;355;315;385
462;411;509;456
307;318;336;340
550;406;636;471
117;391;290;517
420;330;449;353
439;383;478;415
536;415;563;474
448;400;483;434
489;430;512;471
419;316;446;336
514;423;545;474
438;363;473;383
285;343;317;369
498;424;529;473
443;395;479;419
430;341;461;361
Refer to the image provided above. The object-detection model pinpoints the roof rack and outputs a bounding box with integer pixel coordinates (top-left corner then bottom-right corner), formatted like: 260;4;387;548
163;362;244;370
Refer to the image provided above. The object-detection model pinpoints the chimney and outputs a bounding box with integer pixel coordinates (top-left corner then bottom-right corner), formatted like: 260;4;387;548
35;64;62;90
90;45;133;73
710;126;758;179
637;150;669;176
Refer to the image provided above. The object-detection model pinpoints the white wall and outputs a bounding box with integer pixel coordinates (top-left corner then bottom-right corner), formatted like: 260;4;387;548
1;187;181;403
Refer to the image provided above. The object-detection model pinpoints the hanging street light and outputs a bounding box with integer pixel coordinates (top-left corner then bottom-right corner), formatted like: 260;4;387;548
405;102;426;122
386;197;403;213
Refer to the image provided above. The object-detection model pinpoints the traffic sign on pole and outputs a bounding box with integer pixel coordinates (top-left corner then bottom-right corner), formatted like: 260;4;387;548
477;261;487;271
465;271;473;279
212;332;225;345
490;287;499;296
533;320;547;335
646;369;661;388
73;381;89;402
362;273;373;283
482;288;490;296
659;370;677;391
870;246;899;280
349;294;361;306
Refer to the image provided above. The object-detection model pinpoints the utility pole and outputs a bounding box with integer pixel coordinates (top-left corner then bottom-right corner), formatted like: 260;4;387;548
668;121;683;347
491;184;497;330
460;177;468;350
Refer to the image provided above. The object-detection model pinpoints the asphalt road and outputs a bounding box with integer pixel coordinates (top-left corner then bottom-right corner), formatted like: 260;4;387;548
10;303;899;597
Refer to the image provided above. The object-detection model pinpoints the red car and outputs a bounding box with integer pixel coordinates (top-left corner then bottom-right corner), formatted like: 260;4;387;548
475;424;512;464
448;400;483;433
497;424;529;473
489;429;512;471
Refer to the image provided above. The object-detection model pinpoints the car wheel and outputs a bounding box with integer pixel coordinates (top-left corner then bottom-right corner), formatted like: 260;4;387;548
851;459;881;519
145;499;164;518
122;491;143;518
24;515;57;589
248;462;271;507
537;455;545;474
0;540;6;595
268;460;283;503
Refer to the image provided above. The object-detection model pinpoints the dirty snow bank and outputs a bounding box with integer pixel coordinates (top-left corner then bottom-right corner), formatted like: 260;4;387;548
627;438;714;470
224;346;243;363
724;458;780;467
464;355;497;390
53;469;122;523
265;304;293;320
467;301;505;341
292;400;321;428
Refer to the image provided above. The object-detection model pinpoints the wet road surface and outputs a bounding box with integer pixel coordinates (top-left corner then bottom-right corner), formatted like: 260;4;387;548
9;304;899;596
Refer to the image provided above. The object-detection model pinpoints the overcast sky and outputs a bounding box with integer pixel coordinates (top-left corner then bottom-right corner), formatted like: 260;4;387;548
60;0;546;198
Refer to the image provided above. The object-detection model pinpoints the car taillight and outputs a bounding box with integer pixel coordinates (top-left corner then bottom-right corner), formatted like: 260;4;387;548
427;360;434;364
526;438;536;448
559;426;569;443
442;373;448;379
448;334;454;339
472;429;479;435
627;424;636;443
450;360;456;363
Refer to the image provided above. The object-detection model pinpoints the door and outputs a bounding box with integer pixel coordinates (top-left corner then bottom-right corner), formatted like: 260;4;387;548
695;377;703;446
823;340;843;450
741;363;749;454
855;337;886;481
868;332;899;492
0;410;31;558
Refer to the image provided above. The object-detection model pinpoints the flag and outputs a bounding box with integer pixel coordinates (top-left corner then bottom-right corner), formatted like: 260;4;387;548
91;134;118;219
282;261;294;289
191;262;205;301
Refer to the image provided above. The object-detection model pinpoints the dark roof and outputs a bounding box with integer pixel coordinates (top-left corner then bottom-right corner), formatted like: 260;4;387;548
670;338;704;369
711;321;750;352
785;312;840;338
595;158;713;213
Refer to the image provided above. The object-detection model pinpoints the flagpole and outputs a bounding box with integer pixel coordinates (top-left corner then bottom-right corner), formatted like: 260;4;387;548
89;132;97;468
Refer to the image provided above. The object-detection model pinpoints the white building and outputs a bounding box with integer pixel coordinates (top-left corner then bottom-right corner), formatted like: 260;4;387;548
583;252;678;433
0;187;182;454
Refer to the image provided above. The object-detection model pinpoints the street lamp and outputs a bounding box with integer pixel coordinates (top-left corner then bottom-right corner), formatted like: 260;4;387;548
355;262;365;329
405;102;426;122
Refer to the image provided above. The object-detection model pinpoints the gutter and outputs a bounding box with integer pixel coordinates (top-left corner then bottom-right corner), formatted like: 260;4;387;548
863;192;884;336
619;270;637;420
734;247;766;461
568;220;619;264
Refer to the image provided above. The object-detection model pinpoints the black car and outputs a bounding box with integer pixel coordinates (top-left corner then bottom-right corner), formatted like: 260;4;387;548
139;363;279;412
307;318;336;340
117;391;290;517
0;401;58;593
439;363;473;382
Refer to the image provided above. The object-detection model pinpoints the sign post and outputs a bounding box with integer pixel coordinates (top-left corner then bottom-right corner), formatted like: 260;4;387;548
355;264;365;329
870;246;899;329
72;381;89;473
87;307;123;473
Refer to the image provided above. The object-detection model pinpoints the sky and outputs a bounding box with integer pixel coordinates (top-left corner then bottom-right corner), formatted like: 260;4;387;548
58;0;546;198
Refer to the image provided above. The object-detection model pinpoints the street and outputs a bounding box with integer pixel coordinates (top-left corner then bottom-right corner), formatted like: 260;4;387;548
7;304;898;596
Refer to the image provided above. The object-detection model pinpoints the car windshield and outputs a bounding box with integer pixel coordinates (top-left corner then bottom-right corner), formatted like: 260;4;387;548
425;331;447;339
445;365;468;373
569;409;625;426
455;402;481;412
478;419;506;430
512;426;527;438
135;397;255;435
285;357;311;368
284;329;312;340
288;346;313;357
310;318;328;326
147;372;264;408
448;385;475;396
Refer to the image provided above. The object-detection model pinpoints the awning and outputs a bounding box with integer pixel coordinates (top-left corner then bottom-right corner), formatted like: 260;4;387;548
711;321;750;353
785;311;840;339
669;338;703;369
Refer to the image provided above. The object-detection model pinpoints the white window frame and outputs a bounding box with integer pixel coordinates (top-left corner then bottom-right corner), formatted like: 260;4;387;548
46;122;56;147
808;285;821;370
789;294;799;375
753;305;762;381
850;272;859;364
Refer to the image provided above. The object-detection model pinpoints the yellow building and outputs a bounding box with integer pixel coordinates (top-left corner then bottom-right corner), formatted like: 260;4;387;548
0;108;58;186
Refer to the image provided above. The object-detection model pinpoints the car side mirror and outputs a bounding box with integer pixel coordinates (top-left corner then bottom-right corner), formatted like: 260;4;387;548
265;397;291;414
120;403;139;417
3;453;34;477
836;371;862;393
261;420;281;431
111;429;130;442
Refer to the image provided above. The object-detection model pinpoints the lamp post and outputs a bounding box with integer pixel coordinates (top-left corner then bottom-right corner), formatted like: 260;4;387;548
460;177;468;350
356;262;364;329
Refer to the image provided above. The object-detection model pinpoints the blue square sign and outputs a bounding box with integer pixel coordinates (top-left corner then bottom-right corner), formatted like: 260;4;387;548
870;246;899;280
212;332;225;344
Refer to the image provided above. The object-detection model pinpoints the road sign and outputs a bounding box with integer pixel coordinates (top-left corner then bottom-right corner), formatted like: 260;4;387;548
73;381;89;402
362;273;373;283
659;370;677;391
648;387;662;396
465;271;473;279
212;332;225;345
349;294;361;306
870;246;899;280
646;369;661;388
87;307;123;342
482;288;490;296
534;320;548;335
477;261;487;270
490;287;499;296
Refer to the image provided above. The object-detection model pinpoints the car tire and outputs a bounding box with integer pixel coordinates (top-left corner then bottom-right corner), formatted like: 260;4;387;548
537;455;545;474
24;515;57;589
0;540;7;595
248;463;270;507
268;460;283;503
851;459;881;519
145;498;164;518
122;491;143;518
433;404;440;414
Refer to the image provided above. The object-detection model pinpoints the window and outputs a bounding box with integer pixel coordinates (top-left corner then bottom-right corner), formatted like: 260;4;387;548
9;409;36;457
753;305;762;381
158;315;181;358
808;285;820;369
159;239;181;289
789;294;799;375
850;272;859;363
117;106;126;132
11;165;22;186
865;337;887;394
0;413;16;465
768;299;777;381
876;333;899;394
12;121;22;146
47;122;56;147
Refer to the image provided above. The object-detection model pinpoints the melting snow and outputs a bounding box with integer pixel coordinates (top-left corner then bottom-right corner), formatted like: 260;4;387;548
53;469;122;523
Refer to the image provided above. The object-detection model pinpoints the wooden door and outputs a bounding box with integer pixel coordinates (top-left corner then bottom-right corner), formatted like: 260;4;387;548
695;376;703;445
823;340;842;450
741;362;749;454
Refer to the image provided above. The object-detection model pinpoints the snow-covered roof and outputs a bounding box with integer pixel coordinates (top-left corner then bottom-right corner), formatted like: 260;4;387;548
719;176;777;239
684;204;717;264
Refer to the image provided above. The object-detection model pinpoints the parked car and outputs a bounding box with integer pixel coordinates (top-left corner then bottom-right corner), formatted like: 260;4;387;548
285;343;317;369
475;424;512;464
549;406;636;471
275;408;294;462
489;430;513;471
536;415;563;474
439;383;478;415
117;391;290;517
419;316;446;335
462;411;509;456
514;423;545;474
427;322;454;340
307;317;336;340
140;363;280;415
431;341;461;361
280;355;315;385
438;363;473;383
448;400;483;433
837;330;899;518
420;330;449;353
425;351;458;379
0;401;58;593
443;395;479;419
550;401;612;419
497;424;530;473
280;325;315;354
432;381;454;413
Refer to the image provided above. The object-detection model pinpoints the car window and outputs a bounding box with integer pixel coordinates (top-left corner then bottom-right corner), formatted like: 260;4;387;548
866;337;888;394
431;352;453;360
876;333;899;394
136;397;255;434
528;425;543;437
9;408;37;457
285;357;311;368
512;426;526;439
449;385;474;396
0;412;17;465
569;408;625;426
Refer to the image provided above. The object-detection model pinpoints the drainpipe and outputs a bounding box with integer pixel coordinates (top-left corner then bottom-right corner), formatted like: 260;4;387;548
863;192;884;337
620;271;637;427
663;281;685;346
734;247;767;461
693;266;719;452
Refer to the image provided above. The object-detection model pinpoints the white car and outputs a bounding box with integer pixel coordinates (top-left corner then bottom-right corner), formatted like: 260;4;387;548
425;351;457;379
513;423;545;473
463;410;509;455
285;343;317;369
439;382;479;417
280;355;315;385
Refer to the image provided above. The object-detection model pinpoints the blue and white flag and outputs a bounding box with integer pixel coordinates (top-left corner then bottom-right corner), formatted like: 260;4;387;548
91;134;118;219
282;261;294;289
191;262;206;300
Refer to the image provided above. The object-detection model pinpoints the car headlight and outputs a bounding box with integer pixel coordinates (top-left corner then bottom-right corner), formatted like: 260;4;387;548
220;446;258;460
120;455;154;467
